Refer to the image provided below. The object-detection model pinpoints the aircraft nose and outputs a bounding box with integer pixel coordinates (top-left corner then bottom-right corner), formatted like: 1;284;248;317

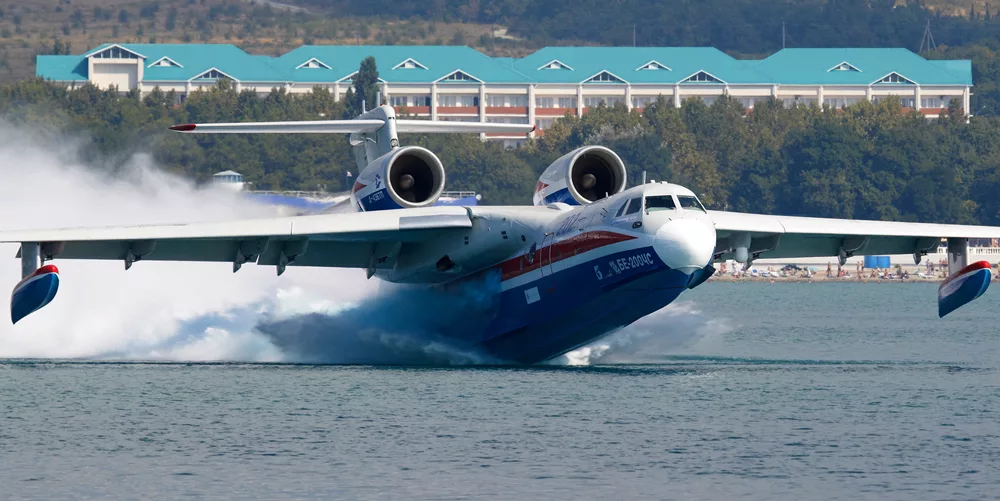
653;219;716;275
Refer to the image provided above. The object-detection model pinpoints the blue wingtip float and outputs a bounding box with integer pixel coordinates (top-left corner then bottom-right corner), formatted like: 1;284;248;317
11;264;59;324
938;261;992;318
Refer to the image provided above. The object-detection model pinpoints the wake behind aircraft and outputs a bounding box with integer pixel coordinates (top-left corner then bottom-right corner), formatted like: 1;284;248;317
3;105;997;363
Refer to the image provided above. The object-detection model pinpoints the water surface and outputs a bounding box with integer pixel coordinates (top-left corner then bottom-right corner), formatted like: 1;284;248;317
2;282;998;500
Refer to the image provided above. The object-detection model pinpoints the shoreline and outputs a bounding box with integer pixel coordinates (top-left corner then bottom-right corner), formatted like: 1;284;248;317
707;274;945;283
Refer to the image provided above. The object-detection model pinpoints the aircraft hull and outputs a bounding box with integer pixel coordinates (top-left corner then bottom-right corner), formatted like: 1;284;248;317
478;244;690;364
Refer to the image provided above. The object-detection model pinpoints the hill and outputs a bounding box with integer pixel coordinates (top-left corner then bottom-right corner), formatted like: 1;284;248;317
0;0;524;84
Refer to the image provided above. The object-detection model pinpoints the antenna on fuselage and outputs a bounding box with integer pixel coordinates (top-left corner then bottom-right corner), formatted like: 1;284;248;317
641;170;647;184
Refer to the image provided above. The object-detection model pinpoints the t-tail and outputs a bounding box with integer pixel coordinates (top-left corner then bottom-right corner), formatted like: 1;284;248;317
169;105;536;174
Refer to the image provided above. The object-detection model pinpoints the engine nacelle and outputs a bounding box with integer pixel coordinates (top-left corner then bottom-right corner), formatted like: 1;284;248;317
532;146;627;206
351;146;446;211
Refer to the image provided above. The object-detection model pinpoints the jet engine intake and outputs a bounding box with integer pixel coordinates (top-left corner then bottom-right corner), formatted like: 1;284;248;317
533;146;627;206
352;146;446;211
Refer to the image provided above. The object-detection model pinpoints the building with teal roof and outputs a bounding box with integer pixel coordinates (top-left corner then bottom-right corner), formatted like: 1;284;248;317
37;43;972;145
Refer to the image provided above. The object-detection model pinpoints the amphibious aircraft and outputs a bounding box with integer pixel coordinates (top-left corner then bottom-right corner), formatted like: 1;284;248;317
4;105;998;363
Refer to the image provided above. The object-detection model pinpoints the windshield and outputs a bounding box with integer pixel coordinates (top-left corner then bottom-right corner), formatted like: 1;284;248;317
678;195;705;212
645;196;676;213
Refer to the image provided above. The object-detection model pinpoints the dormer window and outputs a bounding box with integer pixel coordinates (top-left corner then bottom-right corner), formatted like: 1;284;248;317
439;70;481;83
681;71;724;84
296;57;332;70
392;58;428;70
875;72;915;85
87;44;144;60
584;71;626;83
148;56;182;68
193;68;234;81
636;60;671;71
538;59;574;71
828;61;862;72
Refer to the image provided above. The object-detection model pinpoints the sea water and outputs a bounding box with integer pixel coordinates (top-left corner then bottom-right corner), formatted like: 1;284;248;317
1;282;998;500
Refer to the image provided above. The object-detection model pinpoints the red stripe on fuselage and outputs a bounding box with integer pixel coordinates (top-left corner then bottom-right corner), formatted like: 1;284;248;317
499;231;636;282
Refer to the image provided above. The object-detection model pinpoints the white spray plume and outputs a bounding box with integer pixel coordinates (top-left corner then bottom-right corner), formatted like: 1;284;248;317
0;121;380;360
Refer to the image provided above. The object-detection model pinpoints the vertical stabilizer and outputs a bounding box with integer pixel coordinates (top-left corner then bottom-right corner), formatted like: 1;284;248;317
350;105;400;173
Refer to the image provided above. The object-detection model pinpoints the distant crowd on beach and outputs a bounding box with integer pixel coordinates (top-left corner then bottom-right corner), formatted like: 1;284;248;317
715;258;1000;283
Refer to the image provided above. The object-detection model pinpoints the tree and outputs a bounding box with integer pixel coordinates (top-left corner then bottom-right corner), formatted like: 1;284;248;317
344;56;380;118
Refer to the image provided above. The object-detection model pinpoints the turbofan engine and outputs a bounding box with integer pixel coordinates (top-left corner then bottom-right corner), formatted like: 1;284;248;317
351;146;446;211
532;146;627;206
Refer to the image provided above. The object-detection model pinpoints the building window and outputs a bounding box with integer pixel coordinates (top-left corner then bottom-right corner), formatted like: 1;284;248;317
583;96;624;108
920;97;945;108
782;97;817;108
558;97;577;108
391;95;431;107
631;95;665;108
439;116;478;122
873;95;915;108
438;95;479;107
536;97;577;108
486;94;527;107
824;96;862;108
534;118;556;129
487;116;529;124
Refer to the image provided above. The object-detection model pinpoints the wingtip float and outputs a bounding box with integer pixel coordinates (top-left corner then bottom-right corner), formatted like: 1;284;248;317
938;260;992;318
10;264;59;324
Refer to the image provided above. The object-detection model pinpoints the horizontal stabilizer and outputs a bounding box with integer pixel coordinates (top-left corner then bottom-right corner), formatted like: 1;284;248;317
170;118;535;135
169;120;386;134
395;120;535;135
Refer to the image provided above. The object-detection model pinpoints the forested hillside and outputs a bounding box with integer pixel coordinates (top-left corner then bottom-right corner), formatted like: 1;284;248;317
4;78;1000;225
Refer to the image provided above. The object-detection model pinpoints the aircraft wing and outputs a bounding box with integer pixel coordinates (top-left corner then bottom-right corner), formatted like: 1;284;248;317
709;210;1000;317
709;211;1000;260
0;206;472;270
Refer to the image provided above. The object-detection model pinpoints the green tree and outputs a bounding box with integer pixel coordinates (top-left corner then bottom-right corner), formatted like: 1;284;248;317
343;56;380;118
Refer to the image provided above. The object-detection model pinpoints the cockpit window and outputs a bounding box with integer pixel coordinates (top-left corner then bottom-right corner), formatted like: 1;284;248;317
645;196;676;213
624;198;642;216
614;201;628;218
678;195;706;212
